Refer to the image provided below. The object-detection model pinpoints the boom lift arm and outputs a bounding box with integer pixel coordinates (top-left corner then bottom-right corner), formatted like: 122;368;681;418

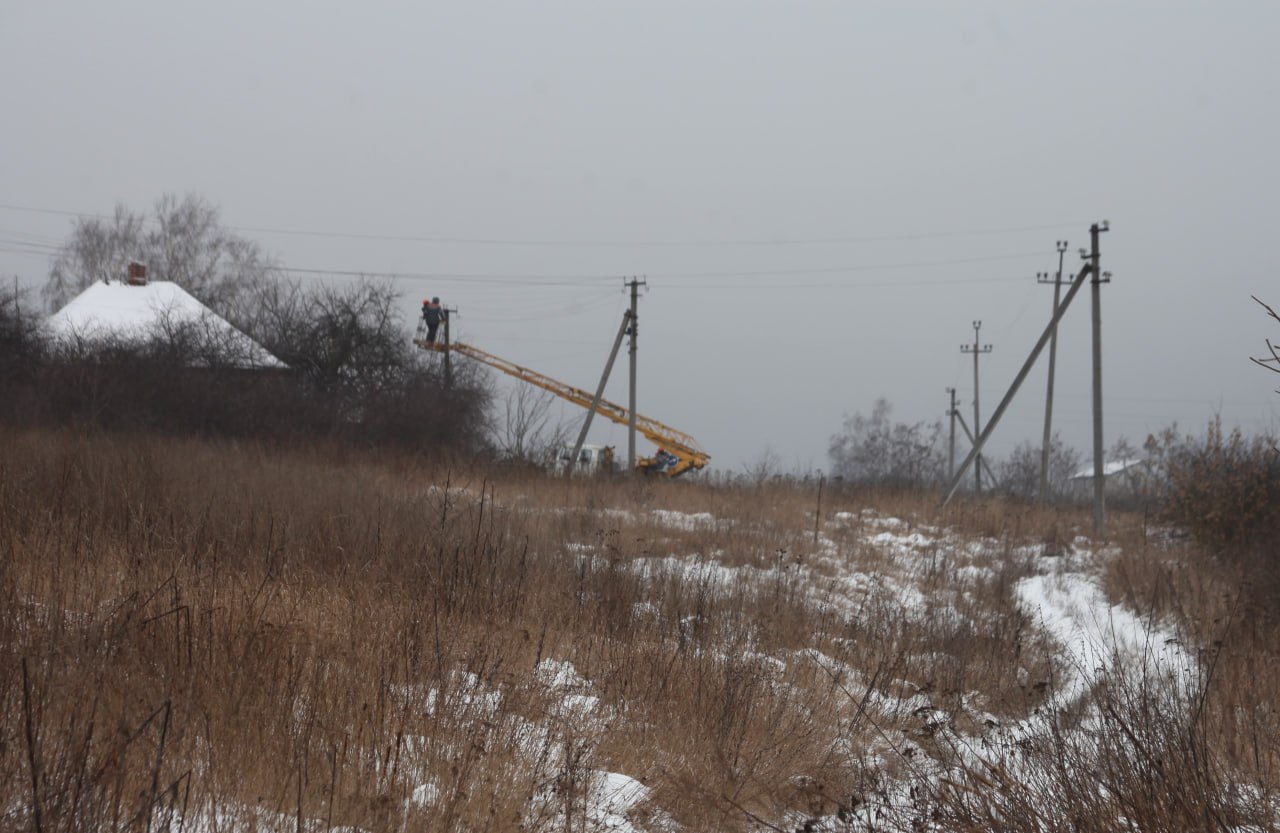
416;338;709;476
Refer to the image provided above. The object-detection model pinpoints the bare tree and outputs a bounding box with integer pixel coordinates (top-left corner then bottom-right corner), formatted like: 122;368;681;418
489;382;577;464
43;194;276;314
742;447;785;486
0;280;42;359
1251;295;1280;390
997;434;1082;501
248;278;413;397
46;205;147;309
828;398;946;487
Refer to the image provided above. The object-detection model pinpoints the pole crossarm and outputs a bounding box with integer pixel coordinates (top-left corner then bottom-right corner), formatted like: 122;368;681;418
940;263;1094;507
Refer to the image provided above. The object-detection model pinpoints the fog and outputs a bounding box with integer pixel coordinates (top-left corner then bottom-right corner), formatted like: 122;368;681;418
4;1;1277;472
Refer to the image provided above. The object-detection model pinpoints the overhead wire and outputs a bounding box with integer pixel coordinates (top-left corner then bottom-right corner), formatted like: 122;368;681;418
276;251;1050;288
473;291;619;323
0;201;1074;309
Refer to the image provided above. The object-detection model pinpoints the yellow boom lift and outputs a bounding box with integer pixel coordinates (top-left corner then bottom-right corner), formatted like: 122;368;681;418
414;324;709;477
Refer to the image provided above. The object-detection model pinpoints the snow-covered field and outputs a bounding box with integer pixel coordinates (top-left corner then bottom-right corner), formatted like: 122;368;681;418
167;504;1231;833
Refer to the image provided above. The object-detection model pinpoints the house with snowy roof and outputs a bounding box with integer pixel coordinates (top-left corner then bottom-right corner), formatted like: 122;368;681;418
1065;457;1155;504
46;265;285;370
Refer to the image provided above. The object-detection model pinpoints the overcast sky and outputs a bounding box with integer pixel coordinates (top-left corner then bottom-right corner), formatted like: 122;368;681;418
4;1;1278;474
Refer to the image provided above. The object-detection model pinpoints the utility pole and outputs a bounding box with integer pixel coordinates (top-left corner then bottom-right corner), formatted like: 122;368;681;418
1037;240;1069;502
1086;221;1110;534
625;278;647;473
946;387;958;482
442;305;458;389
960;321;992;492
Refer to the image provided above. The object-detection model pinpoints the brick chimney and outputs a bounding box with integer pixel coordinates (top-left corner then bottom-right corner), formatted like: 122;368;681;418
127;262;147;286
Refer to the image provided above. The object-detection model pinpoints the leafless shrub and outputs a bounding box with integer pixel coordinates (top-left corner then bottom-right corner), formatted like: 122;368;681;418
934;644;1273;832
1149;419;1280;552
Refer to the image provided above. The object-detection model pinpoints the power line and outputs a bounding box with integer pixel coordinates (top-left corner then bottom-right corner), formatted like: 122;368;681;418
278;251;1047;287
0;248;55;259
232;221;1089;249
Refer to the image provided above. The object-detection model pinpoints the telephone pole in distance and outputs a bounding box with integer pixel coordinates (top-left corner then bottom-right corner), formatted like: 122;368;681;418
1037;240;1069;502
960;321;992;492
946;387;958;483
625;277;647;473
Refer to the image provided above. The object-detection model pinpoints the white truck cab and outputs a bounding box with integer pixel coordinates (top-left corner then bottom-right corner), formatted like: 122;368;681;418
553;444;616;474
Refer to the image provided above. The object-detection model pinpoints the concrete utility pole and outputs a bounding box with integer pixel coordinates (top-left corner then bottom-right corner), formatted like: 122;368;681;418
442;305;458;389
960;321;992;492
625;277;647;473
1086;221;1110;534
946;387;958;482
1037;240;1069;502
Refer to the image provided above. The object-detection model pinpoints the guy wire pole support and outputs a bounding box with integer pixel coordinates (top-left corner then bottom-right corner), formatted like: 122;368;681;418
960;322;992;493
1087;221;1110;534
625;277;647;473
567;309;634;475
1037;240;1069;502
952;407;1000;486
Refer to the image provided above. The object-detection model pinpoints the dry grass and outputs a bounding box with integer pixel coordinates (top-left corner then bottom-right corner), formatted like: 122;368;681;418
1;425;1276;832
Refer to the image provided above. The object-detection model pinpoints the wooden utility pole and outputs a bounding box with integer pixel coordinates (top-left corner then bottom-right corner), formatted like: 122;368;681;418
946;387;958;483
625;278;646;472
1037;240;1069;502
960;321;992;492
1087;221;1110;534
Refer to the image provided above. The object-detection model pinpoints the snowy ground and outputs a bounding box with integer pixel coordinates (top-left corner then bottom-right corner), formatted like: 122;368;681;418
179;507;1206;832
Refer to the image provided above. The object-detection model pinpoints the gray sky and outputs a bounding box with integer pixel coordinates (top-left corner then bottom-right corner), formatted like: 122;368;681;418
4;1;1279;473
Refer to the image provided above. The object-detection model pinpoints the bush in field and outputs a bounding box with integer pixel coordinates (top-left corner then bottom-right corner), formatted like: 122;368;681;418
1149;420;1280;550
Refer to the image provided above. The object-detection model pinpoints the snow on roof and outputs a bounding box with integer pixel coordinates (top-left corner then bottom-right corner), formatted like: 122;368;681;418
1069;457;1145;480
47;280;286;369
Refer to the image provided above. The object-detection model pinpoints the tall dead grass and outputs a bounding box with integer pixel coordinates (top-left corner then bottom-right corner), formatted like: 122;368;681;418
2;425;1273;831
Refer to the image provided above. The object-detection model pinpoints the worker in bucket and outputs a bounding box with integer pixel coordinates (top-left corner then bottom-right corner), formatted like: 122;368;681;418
422;297;443;344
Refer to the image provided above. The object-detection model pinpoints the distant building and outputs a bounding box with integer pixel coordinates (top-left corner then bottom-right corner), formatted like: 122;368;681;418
47;272;285;370
1065;458;1154;504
